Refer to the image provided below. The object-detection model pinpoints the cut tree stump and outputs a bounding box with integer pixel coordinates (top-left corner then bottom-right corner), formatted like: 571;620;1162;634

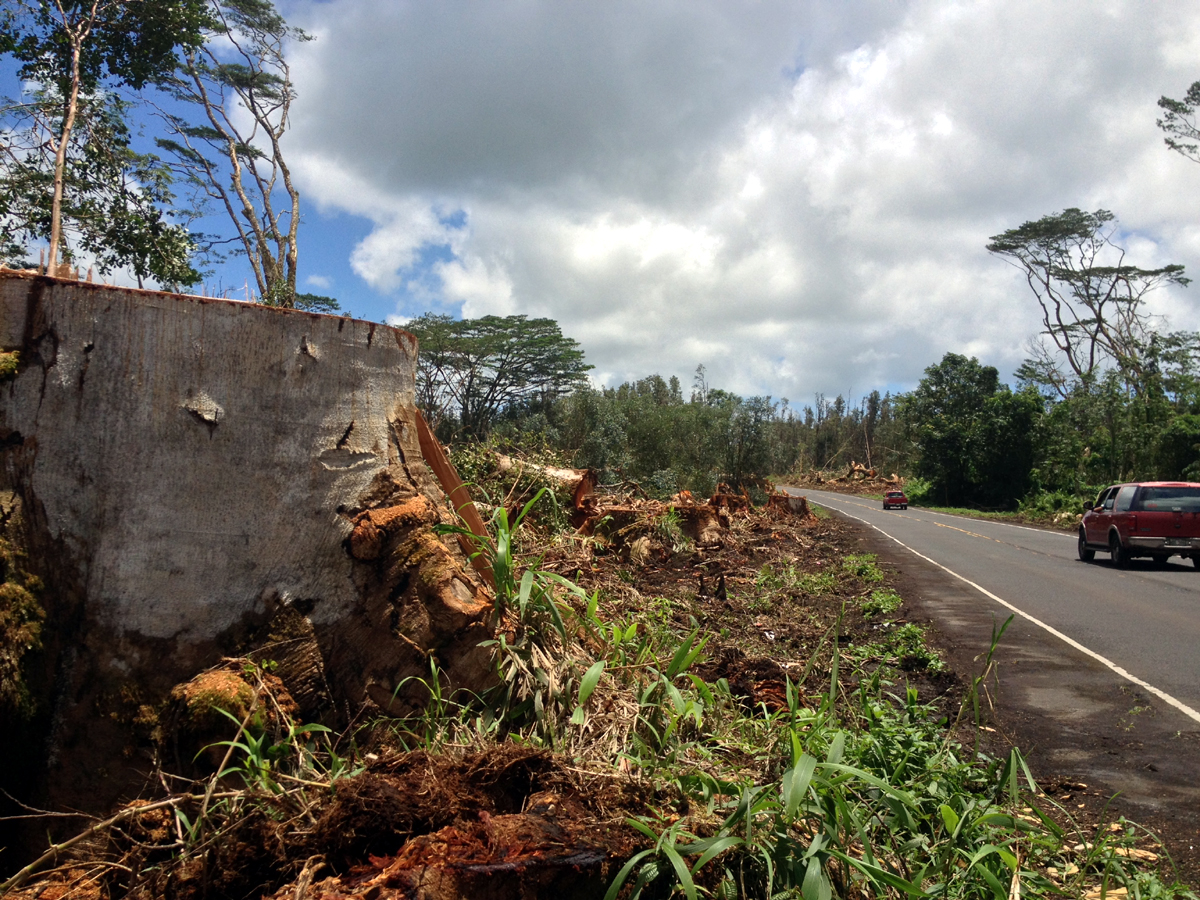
0;270;494;856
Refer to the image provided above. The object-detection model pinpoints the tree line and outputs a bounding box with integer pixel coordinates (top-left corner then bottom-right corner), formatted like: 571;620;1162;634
409;210;1200;508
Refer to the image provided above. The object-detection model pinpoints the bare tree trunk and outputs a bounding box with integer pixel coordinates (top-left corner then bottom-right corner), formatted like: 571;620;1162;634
47;1;101;275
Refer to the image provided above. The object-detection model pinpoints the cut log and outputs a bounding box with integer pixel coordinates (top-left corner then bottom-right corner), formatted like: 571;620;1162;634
0;271;493;854
495;453;598;510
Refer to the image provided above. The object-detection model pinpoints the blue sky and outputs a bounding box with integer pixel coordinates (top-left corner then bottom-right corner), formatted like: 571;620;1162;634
6;0;1200;402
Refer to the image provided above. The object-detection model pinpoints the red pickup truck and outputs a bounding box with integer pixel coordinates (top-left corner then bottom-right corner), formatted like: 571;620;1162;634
1078;481;1200;568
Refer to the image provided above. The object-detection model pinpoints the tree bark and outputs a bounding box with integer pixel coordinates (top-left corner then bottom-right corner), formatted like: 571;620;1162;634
0;270;493;857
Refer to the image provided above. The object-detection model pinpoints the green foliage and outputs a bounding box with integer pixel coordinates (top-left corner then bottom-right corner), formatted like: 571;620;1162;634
861;589;903;619
210;707;334;793
842;553;884;583
884;623;945;672
0;533;44;717
0;351;18;381
795;571;837;595
293;292;341;313
433;489;609;750
1;0;213;95
524;370;792;494
903;353;1040;508
654;507;692;554
988;209;1188;397
1158;80;1200;164
0;0;212;282
981;206;1198;496
408;313;592;441
0;497;43;719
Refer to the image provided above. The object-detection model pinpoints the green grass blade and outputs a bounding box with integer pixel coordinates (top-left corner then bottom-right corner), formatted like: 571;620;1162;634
662;843;697;900
602;849;655;900
578;660;606;706
829;850;929;897
783;754;817;820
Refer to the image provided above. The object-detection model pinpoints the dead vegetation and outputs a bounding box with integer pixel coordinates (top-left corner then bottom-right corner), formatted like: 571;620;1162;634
785;461;904;493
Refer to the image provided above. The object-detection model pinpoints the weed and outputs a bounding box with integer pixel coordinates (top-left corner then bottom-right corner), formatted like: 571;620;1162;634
654;507;694;555
754;563;795;593
842;552;884;583
888;622;945;672
861;588;903;618
209;708;333;793
795;571;837;595
0;350;18;381
1121;705;1152;731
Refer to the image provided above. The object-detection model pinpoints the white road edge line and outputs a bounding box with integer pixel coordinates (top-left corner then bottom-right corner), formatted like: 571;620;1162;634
814;496;1200;727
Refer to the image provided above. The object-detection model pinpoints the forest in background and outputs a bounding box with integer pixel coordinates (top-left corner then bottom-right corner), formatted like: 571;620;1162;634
409;209;1200;516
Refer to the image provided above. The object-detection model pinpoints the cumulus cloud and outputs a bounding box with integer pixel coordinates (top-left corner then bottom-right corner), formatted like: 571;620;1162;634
288;0;1200;400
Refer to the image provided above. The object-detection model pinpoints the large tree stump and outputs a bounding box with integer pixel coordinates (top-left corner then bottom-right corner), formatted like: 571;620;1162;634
0;271;493;854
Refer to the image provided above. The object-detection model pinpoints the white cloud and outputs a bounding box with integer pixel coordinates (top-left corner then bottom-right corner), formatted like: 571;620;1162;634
437;254;516;316
304;274;332;289
288;0;1200;399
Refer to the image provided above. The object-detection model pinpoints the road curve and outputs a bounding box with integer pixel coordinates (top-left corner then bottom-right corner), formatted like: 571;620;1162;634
795;489;1200;715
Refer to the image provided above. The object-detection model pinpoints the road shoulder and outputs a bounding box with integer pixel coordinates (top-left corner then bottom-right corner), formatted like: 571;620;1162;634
837;509;1200;885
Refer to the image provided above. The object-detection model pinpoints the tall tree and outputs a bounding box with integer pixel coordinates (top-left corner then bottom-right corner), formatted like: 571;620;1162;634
987;209;1188;398
406;314;592;441
1158;80;1200;164
0;0;211;280
902;353;1039;508
157;0;309;307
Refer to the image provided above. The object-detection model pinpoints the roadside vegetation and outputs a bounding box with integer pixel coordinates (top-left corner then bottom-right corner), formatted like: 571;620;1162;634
5;459;1194;898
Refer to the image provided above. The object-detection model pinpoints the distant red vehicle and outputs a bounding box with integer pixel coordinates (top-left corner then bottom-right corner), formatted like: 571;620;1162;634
883;490;908;510
1079;482;1200;568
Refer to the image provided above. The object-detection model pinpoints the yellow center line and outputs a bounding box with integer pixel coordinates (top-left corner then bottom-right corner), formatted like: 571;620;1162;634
815;494;1009;545
933;521;1004;543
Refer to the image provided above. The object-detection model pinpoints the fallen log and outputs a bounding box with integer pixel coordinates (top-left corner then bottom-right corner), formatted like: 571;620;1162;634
494;454;599;511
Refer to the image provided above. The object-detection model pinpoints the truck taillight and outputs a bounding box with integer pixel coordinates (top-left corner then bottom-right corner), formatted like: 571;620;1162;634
1129;515;1137;531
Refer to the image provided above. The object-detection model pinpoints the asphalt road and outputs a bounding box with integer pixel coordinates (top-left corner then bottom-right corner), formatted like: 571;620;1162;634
782;488;1200;874
795;488;1200;718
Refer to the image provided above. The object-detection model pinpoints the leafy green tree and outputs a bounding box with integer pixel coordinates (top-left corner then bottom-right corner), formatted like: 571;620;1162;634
157;0;309;306
0;0;212;282
903;353;1038;508
1158;80;1200;164
723;394;776;490
294;292;340;313
406;313;591;441
987;209;1189;399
